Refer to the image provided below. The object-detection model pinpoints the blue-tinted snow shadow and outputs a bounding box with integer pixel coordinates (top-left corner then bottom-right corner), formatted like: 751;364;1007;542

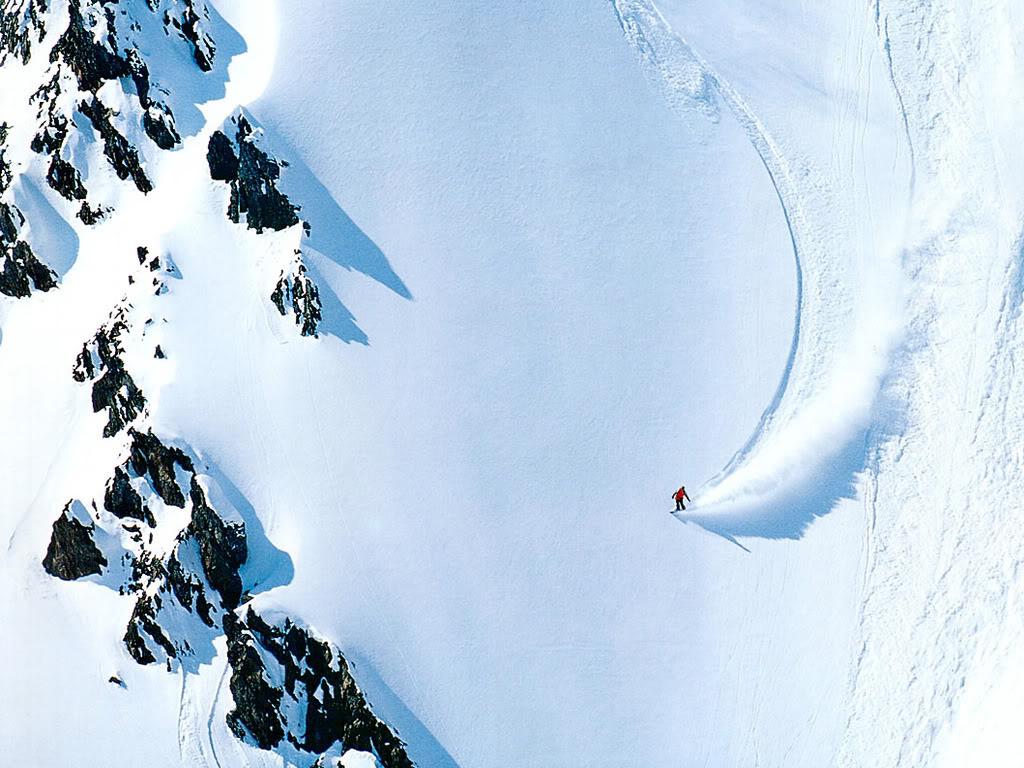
14;177;79;276
305;256;369;344
201;460;295;595
246;115;412;343
123;2;246;140
676;429;871;545
346;650;462;768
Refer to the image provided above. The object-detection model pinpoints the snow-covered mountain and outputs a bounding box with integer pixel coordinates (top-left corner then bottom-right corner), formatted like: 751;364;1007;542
2;1;1023;766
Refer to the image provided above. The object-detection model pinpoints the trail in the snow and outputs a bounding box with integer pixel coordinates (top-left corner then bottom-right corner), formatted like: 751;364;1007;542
611;0;884;537
873;0;917;196
179;670;214;768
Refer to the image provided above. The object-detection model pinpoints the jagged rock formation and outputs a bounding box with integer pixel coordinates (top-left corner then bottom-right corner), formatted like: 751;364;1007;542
209;115;332;340
71;247;179;435
225;608;415;768
0;123;57;296
272;252;322;337
158;0;216;73
0;0;220;289
0;0;47;65
41;425;248;668
0;200;56;296
125;48;181;150
120;439;249;666
42;501;106;580
73;306;147;437
207;114;300;233
78;96;153;193
45;420;415;764
21;6;416;762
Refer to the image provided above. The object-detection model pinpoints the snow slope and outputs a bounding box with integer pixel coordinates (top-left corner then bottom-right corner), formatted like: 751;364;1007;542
1;0;1023;766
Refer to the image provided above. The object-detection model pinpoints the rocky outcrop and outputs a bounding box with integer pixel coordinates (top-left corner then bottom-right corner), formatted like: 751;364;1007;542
103;466;154;526
173;0;216;73
126;49;181;150
4;0;221;241
79;96;153;194
0;210;57;296
224;610;286;749
49;0;128;92
42;502;106;580
188;480;247;609
73;311;147;437
45;155;86;202
0;0;47;65
126;428;193;507
207;115;300;233
208;116;330;340
46;428;249;667
0;127;57;296
49;424;249;667
272;254;322;337
225;608;415;768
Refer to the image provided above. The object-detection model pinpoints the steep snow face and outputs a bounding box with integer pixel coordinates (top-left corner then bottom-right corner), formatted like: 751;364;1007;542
3;0;1021;767
225;2;864;767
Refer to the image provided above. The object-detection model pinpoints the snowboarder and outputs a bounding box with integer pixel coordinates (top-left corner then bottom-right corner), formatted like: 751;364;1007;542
672;485;691;512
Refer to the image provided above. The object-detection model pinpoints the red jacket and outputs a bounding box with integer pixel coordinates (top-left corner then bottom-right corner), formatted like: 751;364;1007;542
673;487;689;502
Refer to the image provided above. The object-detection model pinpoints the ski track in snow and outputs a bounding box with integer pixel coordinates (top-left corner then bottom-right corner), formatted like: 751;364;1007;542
615;1;1024;761
611;0;880;537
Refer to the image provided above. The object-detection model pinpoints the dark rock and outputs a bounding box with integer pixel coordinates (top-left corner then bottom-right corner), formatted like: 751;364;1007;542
31;93;69;156
42;504;107;580
103;466;154;527
79;97;153;194
178;0;215;72
0;0;47;65
0;201;57;297
92;359;146;437
142;106;181;150
45;155;86;201
127;429;193;507
165;553;215;627
154;344;165;359
74;314;147;435
0;201;19;243
226;608;415;767
206;131;238;181
124;50;181;149
124;593;176;664
272;257;322;337
72;344;95;382
224;610;286;750
77;201;108;224
209;117;299;233
0;238;57;297
50;0;129;92
188;479;246;609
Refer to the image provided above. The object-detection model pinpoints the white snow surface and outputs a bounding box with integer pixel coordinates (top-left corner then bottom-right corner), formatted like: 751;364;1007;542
1;0;1023;767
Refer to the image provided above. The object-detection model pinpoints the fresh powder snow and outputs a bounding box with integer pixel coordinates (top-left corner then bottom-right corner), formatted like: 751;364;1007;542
1;1;1022;767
